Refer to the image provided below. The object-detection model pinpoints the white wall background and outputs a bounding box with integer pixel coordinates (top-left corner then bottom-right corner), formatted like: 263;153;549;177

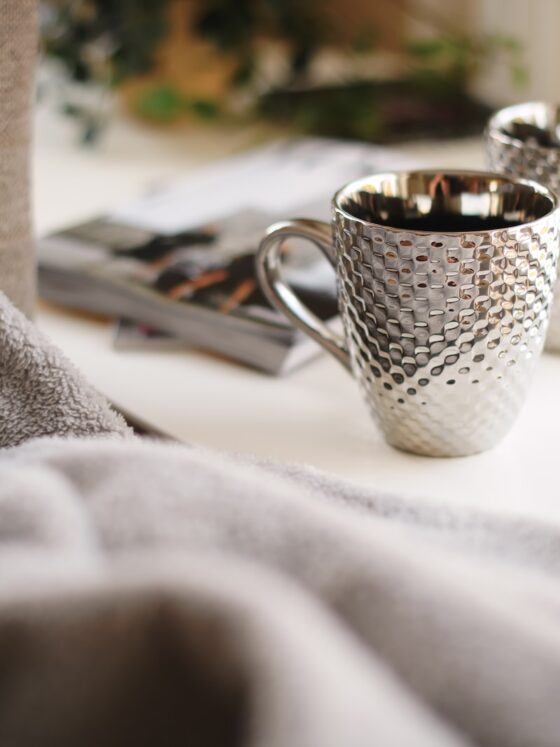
472;0;560;104
409;0;560;105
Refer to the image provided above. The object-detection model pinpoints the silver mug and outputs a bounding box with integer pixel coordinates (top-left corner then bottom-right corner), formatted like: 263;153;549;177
256;170;559;457
486;102;560;350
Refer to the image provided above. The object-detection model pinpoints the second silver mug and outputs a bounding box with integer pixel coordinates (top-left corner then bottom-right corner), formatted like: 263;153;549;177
486;101;560;351
257;171;559;457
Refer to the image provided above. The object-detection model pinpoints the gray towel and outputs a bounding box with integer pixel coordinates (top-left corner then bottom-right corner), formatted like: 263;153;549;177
0;0;37;316
1;292;560;747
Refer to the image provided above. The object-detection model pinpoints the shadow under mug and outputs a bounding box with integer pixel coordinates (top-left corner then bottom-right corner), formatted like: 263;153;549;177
256;170;559;457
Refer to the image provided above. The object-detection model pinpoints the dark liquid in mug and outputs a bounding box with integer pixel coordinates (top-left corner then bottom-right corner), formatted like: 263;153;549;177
366;215;524;232
345;197;531;232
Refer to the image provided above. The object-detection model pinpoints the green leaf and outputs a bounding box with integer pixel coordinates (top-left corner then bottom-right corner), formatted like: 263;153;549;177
352;28;378;54
135;85;186;123
189;98;220;120
406;37;448;58
511;62;529;88
487;33;522;52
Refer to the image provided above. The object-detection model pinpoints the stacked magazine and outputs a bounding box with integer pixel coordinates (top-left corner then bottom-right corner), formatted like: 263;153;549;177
38;138;409;374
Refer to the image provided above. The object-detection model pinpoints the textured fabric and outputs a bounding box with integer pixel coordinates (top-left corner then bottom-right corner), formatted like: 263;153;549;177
2;292;560;747
0;0;37;315
0;294;130;446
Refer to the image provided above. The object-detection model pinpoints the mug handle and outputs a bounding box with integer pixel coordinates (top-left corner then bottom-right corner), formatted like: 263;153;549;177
256;219;351;371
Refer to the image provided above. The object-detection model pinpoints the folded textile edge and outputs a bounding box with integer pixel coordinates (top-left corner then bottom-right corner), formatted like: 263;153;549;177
0;292;130;447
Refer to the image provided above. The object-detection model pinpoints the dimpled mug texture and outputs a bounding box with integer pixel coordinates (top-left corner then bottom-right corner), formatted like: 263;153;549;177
486;102;560;351
333;208;559;456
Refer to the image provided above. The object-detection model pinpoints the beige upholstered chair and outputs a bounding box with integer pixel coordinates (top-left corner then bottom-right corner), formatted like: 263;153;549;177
0;0;36;316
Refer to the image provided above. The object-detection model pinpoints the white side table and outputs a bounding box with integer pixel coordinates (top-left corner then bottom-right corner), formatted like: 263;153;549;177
35;104;560;519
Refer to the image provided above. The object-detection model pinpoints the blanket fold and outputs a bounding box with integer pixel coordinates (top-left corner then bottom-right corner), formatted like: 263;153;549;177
0;295;130;447
0;292;558;747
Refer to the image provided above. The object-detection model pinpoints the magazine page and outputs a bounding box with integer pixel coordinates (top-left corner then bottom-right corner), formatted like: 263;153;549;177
111;137;412;234
39;137;414;370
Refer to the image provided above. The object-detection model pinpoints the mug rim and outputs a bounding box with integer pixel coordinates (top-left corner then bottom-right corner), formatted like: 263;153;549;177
486;101;560;152
332;168;558;236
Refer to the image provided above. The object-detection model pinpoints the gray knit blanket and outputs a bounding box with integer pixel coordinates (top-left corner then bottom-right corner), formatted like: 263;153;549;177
1;292;560;747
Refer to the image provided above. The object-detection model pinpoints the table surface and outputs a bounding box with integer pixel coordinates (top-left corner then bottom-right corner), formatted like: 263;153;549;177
34;103;560;519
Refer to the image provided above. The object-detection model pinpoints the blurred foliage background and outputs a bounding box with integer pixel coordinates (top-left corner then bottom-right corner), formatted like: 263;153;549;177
40;0;527;143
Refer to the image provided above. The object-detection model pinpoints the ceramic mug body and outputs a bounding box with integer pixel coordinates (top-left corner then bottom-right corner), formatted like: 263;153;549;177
257;171;559;457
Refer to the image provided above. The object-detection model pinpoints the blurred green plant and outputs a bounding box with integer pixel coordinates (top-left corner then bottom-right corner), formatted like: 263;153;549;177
40;0;528;143
41;0;325;92
134;85;220;123
261;32;527;142
406;32;527;92
42;0;169;83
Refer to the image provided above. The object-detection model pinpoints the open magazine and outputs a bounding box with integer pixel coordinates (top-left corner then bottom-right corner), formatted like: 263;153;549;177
38;138;410;374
